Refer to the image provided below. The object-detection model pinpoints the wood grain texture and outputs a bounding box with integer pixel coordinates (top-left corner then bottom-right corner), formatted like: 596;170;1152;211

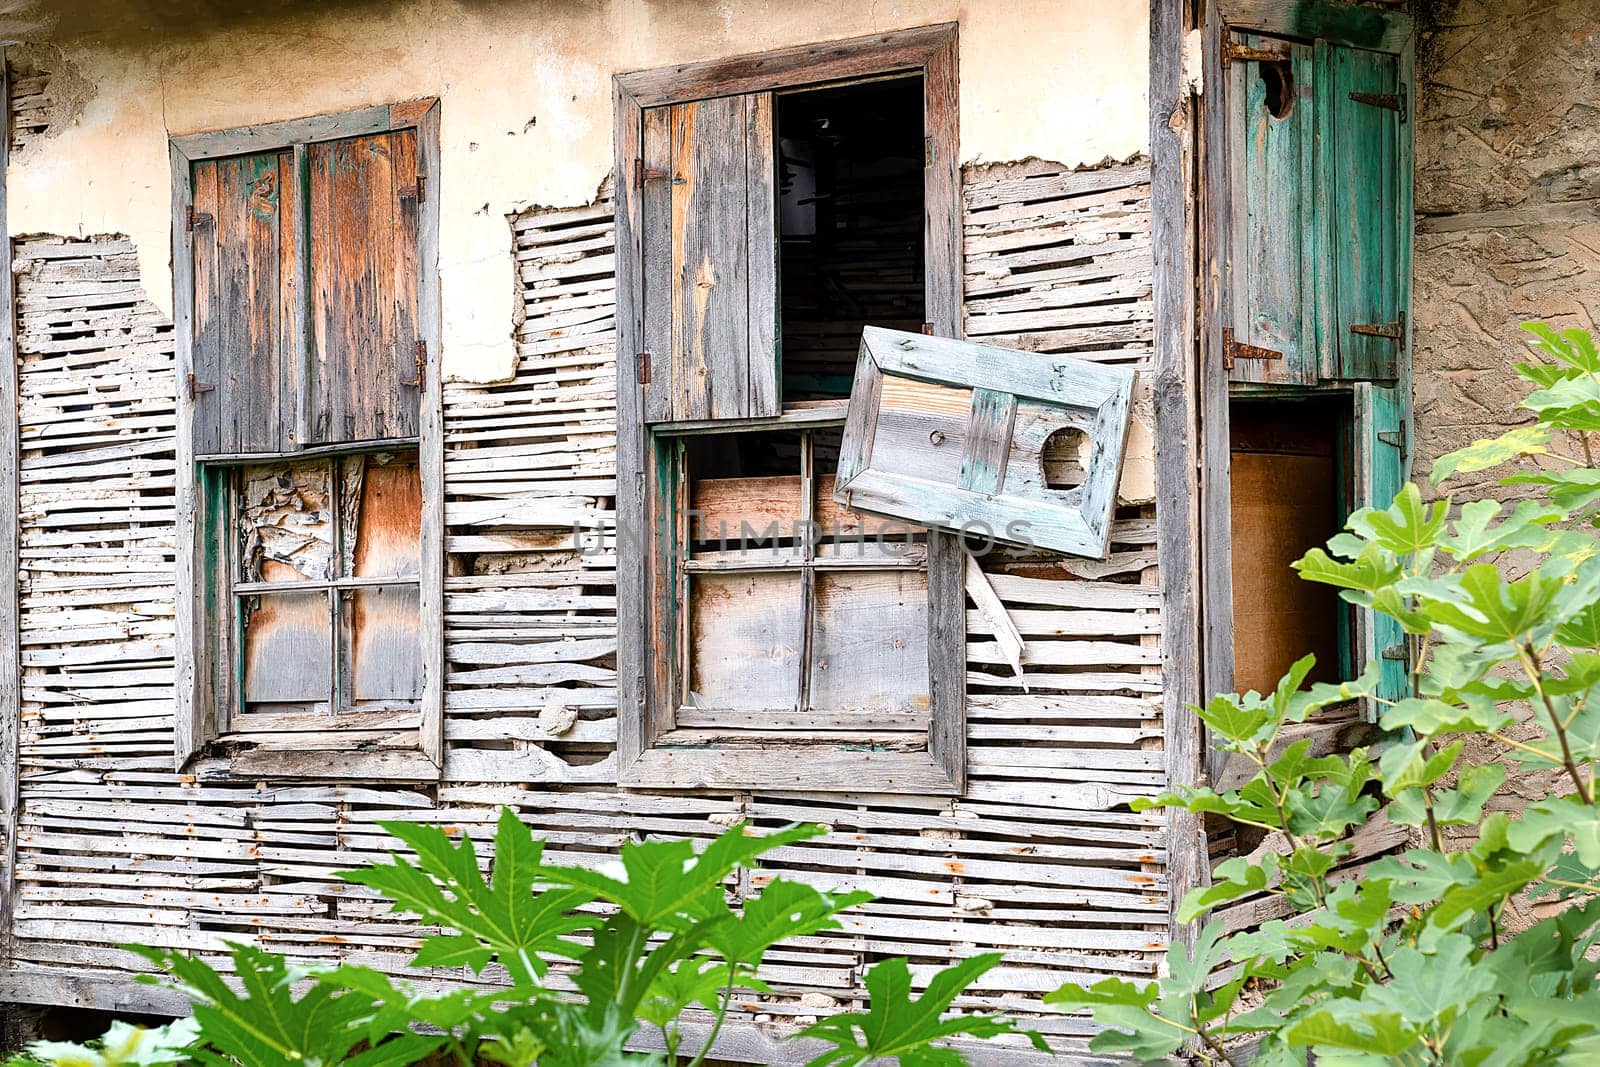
642;93;779;422
1151;0;1208;951
1324;43;1402;382
1354;382;1407;708
0;50;16;969
1226;33;1318;385
306;128;421;445
616;23;957;108
835;328;1136;558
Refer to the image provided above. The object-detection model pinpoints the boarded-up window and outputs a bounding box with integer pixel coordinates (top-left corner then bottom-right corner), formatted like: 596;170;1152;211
188;129;423;455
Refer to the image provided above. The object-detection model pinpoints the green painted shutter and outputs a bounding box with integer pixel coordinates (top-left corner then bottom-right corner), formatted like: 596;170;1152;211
1226;33;1319;386
1320;44;1405;382
1355;381;1409;710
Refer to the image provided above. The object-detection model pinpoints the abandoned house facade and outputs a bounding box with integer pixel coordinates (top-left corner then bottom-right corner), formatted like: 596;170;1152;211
0;0;1592;1061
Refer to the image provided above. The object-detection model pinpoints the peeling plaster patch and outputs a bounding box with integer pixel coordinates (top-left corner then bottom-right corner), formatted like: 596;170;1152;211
7;43;94;158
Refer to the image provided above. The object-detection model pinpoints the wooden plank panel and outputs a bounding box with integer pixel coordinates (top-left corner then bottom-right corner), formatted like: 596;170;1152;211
809;569;929;715
687;572;802;711
241;590;332;710
342;585;423;708
643;94;779;422
1325;44;1402;382
345;453;421;579
188;158;222;457
306;128;420;444
1226;33;1317;385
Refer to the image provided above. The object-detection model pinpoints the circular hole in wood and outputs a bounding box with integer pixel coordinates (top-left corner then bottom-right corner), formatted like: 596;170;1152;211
1260;60;1295;119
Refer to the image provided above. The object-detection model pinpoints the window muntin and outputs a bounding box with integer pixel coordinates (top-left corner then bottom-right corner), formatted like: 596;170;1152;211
676;427;929;731
229;451;422;729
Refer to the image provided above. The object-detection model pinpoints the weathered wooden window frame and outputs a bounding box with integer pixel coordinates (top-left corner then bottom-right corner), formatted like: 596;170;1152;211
1198;3;1415;748
169;100;444;779
613;25;966;793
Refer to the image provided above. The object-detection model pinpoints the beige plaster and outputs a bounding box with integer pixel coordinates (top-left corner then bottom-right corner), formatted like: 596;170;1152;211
8;0;1148;383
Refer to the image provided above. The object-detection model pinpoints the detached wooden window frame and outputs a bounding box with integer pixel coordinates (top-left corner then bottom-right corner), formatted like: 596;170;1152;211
613;25;966;793
169;100;444;779
1198;1;1415;744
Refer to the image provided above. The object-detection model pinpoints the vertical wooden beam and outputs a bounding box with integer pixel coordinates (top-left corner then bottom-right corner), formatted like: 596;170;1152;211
415;100;445;771
923;25;966;793
1150;0;1208;948
613;79;649;776
0;48;18;969
1199;2;1237;784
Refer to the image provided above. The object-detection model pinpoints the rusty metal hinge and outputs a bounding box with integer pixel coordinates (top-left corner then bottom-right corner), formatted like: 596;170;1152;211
633;159;671;188
1378;427;1405;450
1350;311;1407;348
1222;327;1284;370
399;176;426;204
186;372;215;399
636;351;651;386
921;322;935;336
400;339;426;388
185;207;213;233
1223;41;1287;66
1350;85;1407;123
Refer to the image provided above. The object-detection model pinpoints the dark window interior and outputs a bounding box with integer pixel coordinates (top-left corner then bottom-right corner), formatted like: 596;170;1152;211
1229;397;1353;695
778;75;925;401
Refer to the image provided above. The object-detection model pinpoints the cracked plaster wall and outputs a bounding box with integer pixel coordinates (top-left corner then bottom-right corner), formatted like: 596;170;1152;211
5;0;1149;384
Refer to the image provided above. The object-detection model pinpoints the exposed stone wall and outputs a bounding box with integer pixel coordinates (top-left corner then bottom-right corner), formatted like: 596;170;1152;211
1412;0;1600;498
1412;0;1600;926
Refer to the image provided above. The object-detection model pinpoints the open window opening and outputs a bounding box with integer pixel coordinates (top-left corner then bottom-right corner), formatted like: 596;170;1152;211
1228;397;1354;696
778;75;926;401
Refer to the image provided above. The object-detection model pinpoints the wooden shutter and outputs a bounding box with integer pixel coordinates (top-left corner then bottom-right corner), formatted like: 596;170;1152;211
1355;381;1409;710
190;151;301;455
306;128;422;445
1225;33;1318;386
640;93;780;423
1323;44;1405;382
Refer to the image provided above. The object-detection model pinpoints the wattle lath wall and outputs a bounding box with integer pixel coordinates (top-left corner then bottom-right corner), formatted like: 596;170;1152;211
3;159;1164;1063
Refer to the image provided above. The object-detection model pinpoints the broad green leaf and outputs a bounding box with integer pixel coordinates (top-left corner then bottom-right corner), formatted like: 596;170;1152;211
1508;795;1600;868
342;811;594;985
1432;424;1553;483
798;955;1046;1067
709;877;871;965
1295;544;1401;593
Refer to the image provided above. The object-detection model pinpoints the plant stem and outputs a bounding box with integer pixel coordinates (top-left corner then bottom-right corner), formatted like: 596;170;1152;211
1522;646;1594;804
1422;788;1445;853
683;965;740;1067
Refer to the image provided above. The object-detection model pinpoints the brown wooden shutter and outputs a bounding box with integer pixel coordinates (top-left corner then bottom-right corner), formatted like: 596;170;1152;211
189;150;300;455
640;93;779;423
306;128;422;444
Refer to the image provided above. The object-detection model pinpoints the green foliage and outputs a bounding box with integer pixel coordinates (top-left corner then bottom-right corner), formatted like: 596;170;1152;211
1051;324;1600;1064
28;812;1020;1066
4;1020;200;1067
798;955;1046;1066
